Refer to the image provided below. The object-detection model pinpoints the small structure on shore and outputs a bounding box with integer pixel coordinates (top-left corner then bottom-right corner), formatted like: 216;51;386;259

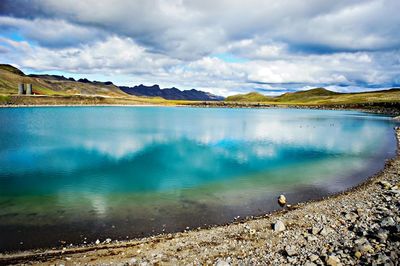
17;83;32;95
26;84;32;95
18;83;24;95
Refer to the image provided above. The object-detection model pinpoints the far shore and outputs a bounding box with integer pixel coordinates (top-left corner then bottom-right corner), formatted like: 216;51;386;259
1;94;399;115
0;103;168;108
1;117;400;264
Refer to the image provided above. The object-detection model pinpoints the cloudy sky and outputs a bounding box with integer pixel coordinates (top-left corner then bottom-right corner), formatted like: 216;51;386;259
0;0;399;96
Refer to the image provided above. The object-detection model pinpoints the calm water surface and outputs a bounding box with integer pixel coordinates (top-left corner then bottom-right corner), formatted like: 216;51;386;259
0;107;397;251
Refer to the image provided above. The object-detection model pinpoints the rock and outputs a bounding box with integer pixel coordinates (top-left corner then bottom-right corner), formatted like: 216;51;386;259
376;229;388;242
354;237;368;245
381;216;395;227
215;260;230;266
325;255;341;266
344;212;358;222
304;262;317;266
320;227;333;236
354;251;361;259
379;181;391;188
309;254;319;262
377;254;390;264
354;242;373;254
95;239;100;245
105;238;112;244
312;226;321;235
130;258;137;263
278;195;287;206
388;189;400;196
285;245;297;256
360;244;373;253
274;220;285;233
307;235;318;241
390;251;398;261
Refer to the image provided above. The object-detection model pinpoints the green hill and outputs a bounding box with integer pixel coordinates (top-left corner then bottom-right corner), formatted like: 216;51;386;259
0;64;25;75
224;92;275;102
0;64;127;96
224;87;400;105
276;88;340;102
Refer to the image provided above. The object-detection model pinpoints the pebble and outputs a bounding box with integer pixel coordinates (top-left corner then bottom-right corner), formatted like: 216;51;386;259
376;229;388;242
278;195;287;206
274;220;285;233
311;226;321;235
381;216;395;227
309;254;319;262
285;245;297;256
307;235;318;241
325;255;341;266
319;227;332;236
304;262;317;266
215;260;230;266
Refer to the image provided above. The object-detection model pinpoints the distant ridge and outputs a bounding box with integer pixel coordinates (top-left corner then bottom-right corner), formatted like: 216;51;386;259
29;74;76;82
120;84;224;101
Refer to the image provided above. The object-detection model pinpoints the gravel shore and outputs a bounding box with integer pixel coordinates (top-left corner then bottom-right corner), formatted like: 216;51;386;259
2;128;400;265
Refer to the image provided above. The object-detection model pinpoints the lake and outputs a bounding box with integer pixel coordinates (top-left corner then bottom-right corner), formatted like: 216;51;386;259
0;107;397;251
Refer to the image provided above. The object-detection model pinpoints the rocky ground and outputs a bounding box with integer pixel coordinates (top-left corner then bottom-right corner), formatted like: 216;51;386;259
2;129;400;265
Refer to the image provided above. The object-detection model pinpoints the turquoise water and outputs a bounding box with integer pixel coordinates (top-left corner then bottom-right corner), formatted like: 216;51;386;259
0;107;397;251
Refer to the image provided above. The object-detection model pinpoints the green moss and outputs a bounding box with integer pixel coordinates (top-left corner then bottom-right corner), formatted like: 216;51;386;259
0;95;11;103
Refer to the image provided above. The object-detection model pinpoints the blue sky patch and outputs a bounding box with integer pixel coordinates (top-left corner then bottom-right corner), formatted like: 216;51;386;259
212;53;248;63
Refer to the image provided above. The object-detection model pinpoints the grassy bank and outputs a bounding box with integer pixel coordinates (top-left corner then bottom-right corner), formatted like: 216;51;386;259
0;95;199;107
223;88;400;105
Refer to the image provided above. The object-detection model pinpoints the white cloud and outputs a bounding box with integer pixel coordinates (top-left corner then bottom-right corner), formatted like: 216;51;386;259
2;35;181;75
0;16;105;47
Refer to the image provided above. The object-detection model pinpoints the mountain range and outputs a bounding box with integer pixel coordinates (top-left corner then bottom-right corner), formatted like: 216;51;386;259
120;84;224;101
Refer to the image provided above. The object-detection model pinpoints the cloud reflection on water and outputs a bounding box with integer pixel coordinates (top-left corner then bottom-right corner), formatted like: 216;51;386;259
70;109;385;160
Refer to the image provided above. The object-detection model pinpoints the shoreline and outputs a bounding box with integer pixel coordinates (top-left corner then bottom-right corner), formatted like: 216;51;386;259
1;103;399;117
1;94;400;115
1;128;400;264
0;104;168;108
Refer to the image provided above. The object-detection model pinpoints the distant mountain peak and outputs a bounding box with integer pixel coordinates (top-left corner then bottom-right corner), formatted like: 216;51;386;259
120;84;224;101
